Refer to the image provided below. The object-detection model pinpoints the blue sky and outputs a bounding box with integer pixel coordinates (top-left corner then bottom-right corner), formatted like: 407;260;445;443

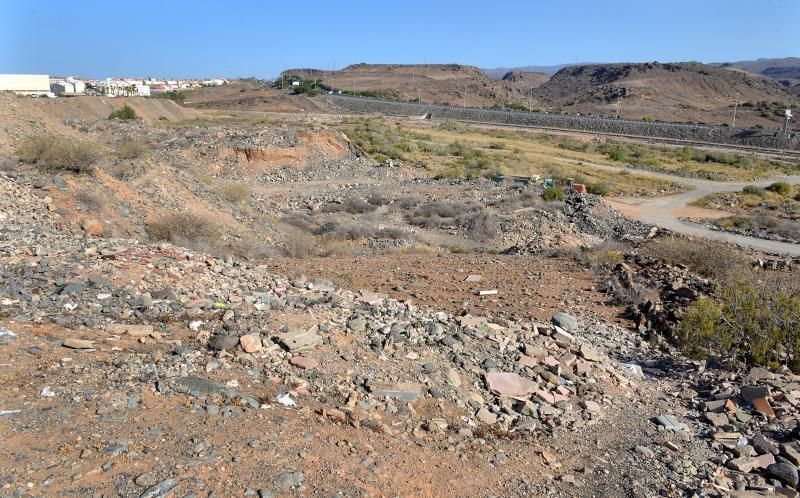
0;0;797;78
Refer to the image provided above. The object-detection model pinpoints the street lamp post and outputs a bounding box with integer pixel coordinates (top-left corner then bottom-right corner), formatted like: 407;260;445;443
732;93;740;128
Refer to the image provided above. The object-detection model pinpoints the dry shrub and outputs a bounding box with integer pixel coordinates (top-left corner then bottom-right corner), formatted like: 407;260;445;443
396;196;423;210
281;211;317;231
147;212;222;247
217;182;252;203
644;237;751;285
321;197;377;214
367;192;392;206
281;227;320;258
16;134;99;174
565;241;630;271
117;140;148;159
408;200;498;241
0;156;18;172
75;189;104;212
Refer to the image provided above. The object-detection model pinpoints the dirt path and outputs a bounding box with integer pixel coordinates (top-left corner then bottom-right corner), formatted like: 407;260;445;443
561;158;800;255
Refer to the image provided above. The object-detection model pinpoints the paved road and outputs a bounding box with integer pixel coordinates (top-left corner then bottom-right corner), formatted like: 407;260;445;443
587;161;800;255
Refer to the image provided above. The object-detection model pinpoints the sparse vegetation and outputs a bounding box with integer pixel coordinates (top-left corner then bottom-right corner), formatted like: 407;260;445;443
75;189;104;212
116;140;148;159
406;200;499;241
153;91;185;103
644;237;750;284
147;212;222;248
766;181;792;196
0;156;18;172
542;187;565;202
678;279;800;370
109;105;137;120
217;182;252;204
321;197;377;214
16;134;100;174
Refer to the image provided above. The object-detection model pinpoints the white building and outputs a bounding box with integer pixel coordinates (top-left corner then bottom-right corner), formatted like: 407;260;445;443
0;74;50;95
99;78;151;97
50;77;86;96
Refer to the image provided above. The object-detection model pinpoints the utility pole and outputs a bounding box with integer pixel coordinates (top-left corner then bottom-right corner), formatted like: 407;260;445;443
615;95;621;119
732;93;739;128
785;109;794;133
464;84;467;108
353;79;356;95
528;87;533;112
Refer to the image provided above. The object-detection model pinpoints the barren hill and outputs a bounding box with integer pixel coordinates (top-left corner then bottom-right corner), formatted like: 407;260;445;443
713;57;800;81
535;62;799;127
282;64;549;107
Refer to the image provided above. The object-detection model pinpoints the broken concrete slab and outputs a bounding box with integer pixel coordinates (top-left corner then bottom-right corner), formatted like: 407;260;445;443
704;412;728;427
277;326;322;353
62;338;95;349
653;415;683;431
464;274;482;283
289;356;319;370
107;324;153;337
173;376;260;408
485;372;537;397
551;326;575;344
368;382;421;402
475;407;497;424
579;344;603;362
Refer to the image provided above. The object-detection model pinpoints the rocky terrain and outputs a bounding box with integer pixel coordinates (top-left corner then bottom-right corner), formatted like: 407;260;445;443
277;61;799;128
280;64;549;109
3;94;800;497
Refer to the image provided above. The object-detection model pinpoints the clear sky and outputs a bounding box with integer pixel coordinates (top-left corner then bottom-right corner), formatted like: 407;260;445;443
0;0;797;79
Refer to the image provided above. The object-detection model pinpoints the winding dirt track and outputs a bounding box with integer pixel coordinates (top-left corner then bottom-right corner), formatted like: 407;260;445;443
590;162;800;255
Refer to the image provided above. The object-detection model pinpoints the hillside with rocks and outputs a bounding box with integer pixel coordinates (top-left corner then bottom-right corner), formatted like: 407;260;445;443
281;64;549;108
535;62;799;127
2;94;800;497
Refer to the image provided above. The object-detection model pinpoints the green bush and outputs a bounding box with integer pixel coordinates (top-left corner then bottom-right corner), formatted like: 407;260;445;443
109;105;137;120
743;185;765;196
116;140;148;159
587;182;611;196
542;187;565;202
766;181;792;196
16;134;99;174
678;282;800;370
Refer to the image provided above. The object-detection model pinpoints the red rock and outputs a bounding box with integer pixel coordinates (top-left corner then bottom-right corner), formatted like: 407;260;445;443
289;356;319;370
81;218;103;236
485;372;537;397
752;397;776;418
239;333;262;353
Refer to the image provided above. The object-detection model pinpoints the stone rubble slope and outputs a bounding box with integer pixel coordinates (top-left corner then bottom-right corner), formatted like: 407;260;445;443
5;170;800;496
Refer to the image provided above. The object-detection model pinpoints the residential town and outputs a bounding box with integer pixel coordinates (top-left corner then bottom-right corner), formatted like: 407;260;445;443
0;73;229;97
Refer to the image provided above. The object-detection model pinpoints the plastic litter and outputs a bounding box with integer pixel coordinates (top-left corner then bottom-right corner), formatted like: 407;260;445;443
0;327;16;337
276;393;296;407
40;387;56;397
189;320;203;331
0;410;20;416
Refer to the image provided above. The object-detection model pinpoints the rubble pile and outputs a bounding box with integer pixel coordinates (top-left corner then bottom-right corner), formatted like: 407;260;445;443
607;253;713;339
503;192;650;254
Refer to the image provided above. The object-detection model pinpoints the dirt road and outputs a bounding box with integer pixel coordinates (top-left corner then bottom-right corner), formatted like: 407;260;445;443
592;161;800;255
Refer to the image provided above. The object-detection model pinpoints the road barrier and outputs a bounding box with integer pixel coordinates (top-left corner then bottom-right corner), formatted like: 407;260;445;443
326;95;799;151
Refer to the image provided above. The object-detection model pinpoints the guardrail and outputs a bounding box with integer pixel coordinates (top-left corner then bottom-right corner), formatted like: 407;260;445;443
325;94;799;151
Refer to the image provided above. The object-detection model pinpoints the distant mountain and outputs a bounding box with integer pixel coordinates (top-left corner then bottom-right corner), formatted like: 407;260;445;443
534;61;797;127
711;57;800;81
282;64;548;107
482;64;597;78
